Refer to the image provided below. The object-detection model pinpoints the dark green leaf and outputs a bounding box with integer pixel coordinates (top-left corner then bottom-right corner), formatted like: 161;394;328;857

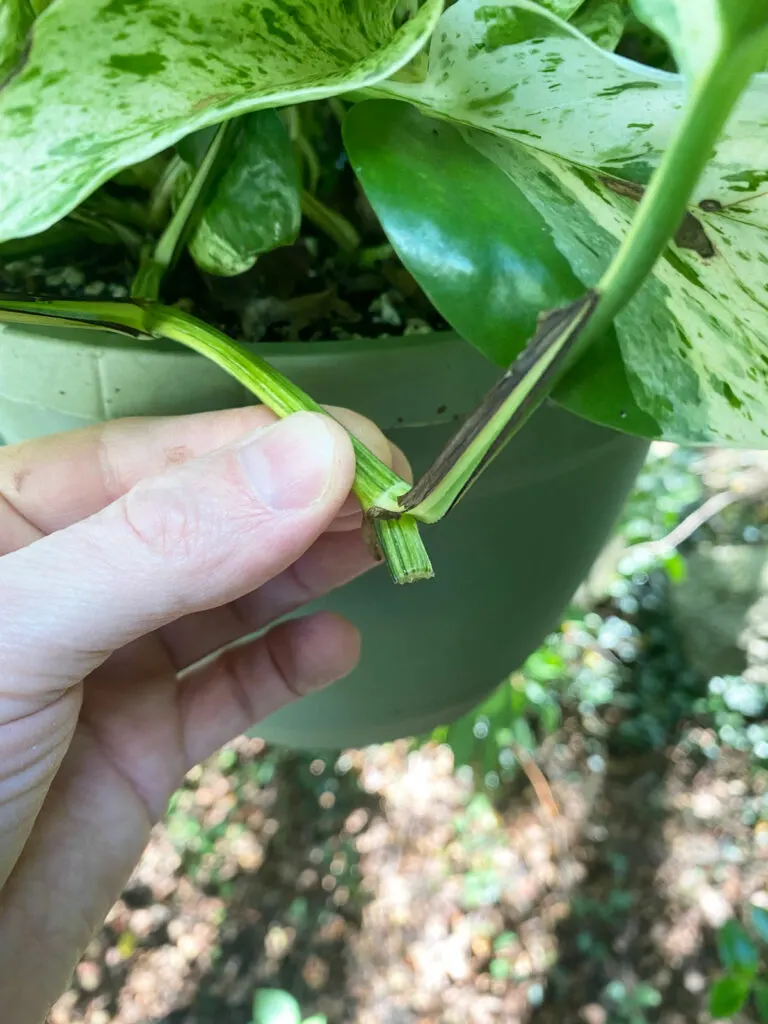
345;99;584;368
709;975;751;1019
345;98;658;438
180;111;301;277
718;920;759;974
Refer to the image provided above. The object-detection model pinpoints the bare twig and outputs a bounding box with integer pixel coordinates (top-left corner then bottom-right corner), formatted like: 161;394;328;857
511;745;559;819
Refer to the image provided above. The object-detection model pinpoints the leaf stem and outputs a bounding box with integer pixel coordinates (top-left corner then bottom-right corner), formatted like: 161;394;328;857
132;122;235;300
0;295;432;583
300;190;361;252
592;52;760;335
396;44;763;524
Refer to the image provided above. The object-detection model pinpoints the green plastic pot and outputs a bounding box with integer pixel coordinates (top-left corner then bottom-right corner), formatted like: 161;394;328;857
0;324;648;748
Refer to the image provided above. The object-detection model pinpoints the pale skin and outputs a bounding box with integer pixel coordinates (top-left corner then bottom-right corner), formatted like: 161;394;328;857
0;405;409;1023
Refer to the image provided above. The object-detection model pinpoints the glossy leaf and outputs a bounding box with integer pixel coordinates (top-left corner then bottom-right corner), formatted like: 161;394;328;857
0;0;442;241
0;0;33;81
368;0;768;444
751;905;768;944
344;100;584;367
717;919;759;974
345;99;658;436
709;975;751;1019
251;989;302;1024
179;111;301;277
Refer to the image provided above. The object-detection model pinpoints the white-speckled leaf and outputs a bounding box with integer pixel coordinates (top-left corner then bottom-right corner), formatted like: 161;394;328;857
180;111;302;277
537;0;586;17
0;0;32;81
0;0;442;242
572;0;628;51
466;127;768;446
379;0;768;199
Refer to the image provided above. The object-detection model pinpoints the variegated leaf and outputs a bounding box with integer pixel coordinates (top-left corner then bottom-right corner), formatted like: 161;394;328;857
379;0;768;200
0;0;442;241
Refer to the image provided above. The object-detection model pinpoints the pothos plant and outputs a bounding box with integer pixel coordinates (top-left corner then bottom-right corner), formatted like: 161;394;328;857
0;0;767;584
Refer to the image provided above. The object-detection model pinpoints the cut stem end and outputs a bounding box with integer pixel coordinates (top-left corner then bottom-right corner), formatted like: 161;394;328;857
373;515;434;584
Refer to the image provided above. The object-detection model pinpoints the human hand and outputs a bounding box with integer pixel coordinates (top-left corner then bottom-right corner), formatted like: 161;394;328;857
0;406;406;1022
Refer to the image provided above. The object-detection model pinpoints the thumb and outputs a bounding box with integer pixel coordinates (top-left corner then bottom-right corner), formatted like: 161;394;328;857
0;412;355;697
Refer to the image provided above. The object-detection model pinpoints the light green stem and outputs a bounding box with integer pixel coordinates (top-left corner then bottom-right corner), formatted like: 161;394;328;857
132;122;235;301
400;47;761;524
591;52;760;338
0;296;432;583
300;190;361;252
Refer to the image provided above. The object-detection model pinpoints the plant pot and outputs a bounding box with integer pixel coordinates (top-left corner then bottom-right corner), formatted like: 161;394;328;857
0;324;648;748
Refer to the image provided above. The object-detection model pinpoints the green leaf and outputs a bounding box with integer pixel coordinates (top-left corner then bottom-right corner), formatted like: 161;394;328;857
0;0;33;81
344;99;584;368
572;0;629;51
755;979;768;1022
0;0;442;241
751;906;768;944
465;126;768;446
179;111;301;277
709;975;752;1019
717;920;759;974
445;714;478;771
379;0;767;198
372;0;768;445
538;0;587;17
251;989;302;1024
345;98;656;436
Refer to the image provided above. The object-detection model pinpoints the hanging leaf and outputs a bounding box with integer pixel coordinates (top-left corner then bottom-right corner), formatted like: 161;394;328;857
178;111;302;277
344;102;583;363
377;0;767;197
365;0;768;445
345;99;657;436
0;0;442;241
465;126;768;445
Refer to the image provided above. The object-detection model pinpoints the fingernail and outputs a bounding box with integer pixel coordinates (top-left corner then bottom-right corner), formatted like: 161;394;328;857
238;413;337;511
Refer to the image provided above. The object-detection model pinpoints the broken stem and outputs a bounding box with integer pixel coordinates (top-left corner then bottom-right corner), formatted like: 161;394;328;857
0;295;432;583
